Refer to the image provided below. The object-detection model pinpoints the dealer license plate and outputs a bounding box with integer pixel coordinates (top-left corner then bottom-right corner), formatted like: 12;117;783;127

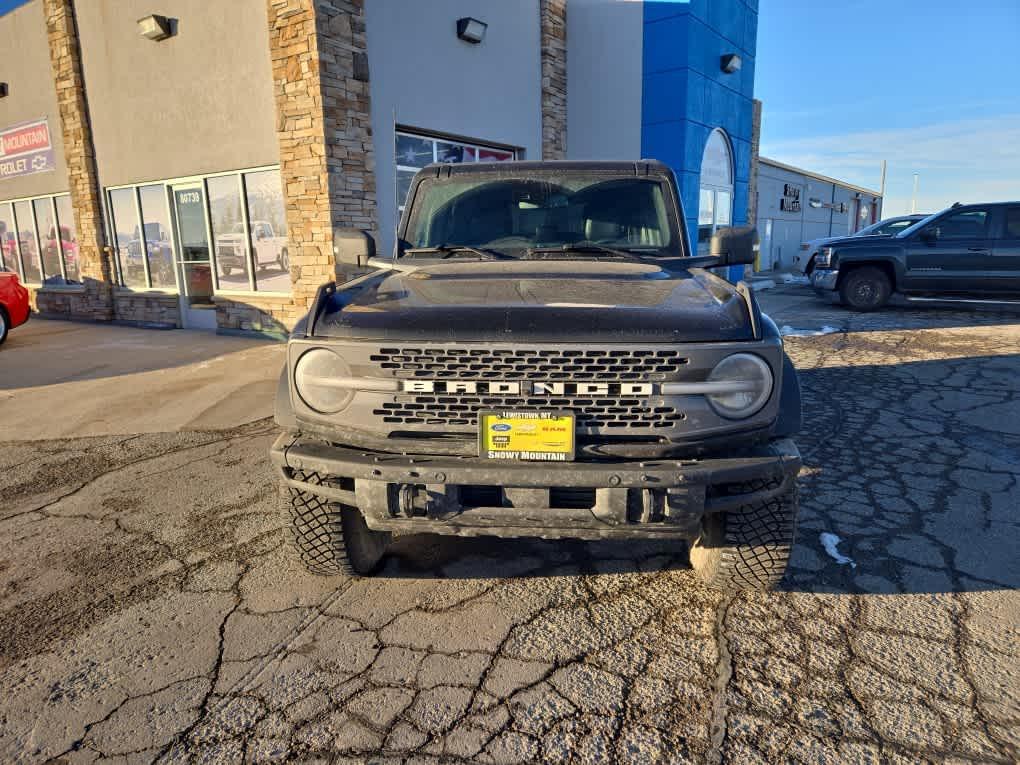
479;411;575;461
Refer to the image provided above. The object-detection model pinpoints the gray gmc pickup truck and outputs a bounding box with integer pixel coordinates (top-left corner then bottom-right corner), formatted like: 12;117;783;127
811;201;1020;309
271;161;803;591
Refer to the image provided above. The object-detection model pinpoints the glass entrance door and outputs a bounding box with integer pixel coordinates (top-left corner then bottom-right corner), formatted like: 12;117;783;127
171;183;216;329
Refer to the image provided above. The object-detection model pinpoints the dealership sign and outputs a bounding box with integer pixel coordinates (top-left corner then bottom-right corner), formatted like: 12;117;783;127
0;118;56;181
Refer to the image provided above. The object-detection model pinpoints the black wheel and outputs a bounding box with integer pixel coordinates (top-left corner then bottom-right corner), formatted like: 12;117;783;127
689;478;799;592
839;266;891;311
282;471;391;576
0;307;8;346
278;248;289;272
804;254;816;277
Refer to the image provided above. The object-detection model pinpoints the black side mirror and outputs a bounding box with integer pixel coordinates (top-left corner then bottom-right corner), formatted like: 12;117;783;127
710;225;758;266
333;228;376;267
920;227;938;244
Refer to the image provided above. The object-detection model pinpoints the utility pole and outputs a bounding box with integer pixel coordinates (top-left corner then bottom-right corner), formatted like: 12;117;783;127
911;173;919;214
879;160;887;218
879;160;887;197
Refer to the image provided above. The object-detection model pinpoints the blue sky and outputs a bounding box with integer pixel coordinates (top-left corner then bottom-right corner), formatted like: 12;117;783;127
756;0;1020;215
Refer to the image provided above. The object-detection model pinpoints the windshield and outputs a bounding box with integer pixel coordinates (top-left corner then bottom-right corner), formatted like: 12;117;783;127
896;210;943;238
403;174;680;257
856;218;917;237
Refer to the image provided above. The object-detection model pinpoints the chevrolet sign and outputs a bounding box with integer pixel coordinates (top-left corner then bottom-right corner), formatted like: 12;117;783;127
400;380;655;396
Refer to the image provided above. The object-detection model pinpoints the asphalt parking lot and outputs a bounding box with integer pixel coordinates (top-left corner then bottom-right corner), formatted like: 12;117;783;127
1;287;1018;764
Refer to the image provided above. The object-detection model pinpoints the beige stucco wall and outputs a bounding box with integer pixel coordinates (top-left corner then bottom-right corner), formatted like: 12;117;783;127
0;0;70;200
75;0;280;188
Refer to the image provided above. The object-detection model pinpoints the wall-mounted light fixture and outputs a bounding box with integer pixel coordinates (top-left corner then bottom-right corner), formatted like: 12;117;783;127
137;14;173;41
0;83;8;99
720;53;742;74
456;17;487;44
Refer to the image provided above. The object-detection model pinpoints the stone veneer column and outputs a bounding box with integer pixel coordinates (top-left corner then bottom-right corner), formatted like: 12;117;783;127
266;0;377;320
747;98;762;227
539;0;567;160
746;99;762;276
42;0;113;321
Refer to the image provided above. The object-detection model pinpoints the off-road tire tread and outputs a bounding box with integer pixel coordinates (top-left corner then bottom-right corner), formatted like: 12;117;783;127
690;477;799;592
281;470;389;577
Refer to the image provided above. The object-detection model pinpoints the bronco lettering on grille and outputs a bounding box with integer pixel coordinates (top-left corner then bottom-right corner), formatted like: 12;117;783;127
400;381;655;396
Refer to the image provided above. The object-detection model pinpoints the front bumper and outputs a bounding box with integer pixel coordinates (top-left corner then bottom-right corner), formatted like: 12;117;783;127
811;268;839;291
271;432;801;540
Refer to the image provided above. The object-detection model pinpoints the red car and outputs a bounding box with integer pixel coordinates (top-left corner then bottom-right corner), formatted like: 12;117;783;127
0;270;30;345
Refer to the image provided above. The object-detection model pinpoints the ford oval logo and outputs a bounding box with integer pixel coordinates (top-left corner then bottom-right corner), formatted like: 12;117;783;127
491;423;512;432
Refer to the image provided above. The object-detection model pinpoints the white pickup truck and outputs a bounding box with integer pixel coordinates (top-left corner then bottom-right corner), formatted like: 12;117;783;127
216;221;289;276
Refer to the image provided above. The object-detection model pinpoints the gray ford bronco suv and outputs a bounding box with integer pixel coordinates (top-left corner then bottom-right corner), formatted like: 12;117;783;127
271;161;803;591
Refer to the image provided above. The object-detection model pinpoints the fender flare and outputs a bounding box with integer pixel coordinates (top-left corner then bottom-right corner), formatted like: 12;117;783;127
772;353;802;438
274;366;297;430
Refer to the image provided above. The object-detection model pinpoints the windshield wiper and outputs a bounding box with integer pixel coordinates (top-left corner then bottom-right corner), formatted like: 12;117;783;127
403;244;514;260
525;241;647;262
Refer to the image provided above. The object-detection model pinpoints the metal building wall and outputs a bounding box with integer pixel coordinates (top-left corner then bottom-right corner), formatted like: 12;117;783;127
755;160;882;272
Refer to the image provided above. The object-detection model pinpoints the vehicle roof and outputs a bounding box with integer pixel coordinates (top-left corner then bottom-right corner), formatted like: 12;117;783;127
950;201;1020;207
419;159;674;176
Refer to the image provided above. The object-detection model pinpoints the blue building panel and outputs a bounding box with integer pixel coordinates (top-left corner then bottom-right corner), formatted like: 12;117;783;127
640;0;757;240
641;11;690;75
641;68;689;126
639;121;687;171
733;180;749;225
642;0;693;25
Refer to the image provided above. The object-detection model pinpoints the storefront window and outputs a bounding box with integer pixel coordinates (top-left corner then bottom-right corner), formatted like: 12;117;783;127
34;197;62;283
698;129;735;254
208;175;251;291
0;203;18;275
395;130;516;215
54;195;79;282
13;200;41;283
104;166;289;296
139;185;175;289
698;188;714;249
244;169;289;293
109;187;146;288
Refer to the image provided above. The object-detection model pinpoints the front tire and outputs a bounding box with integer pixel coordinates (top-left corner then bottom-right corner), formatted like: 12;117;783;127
839;266;891;311
0;308;8;346
282;472;391;576
689;479;799;592
278;248;289;273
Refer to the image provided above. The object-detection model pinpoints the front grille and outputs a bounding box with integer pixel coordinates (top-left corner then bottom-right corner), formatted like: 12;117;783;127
375;395;685;429
369;347;688;381
366;345;691;433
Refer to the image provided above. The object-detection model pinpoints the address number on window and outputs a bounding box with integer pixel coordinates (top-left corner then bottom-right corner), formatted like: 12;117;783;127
177;191;201;204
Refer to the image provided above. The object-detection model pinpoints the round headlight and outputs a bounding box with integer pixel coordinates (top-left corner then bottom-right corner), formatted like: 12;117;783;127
706;353;773;419
294;349;354;414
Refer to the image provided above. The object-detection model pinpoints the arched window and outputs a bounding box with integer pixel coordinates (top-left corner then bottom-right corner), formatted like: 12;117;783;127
698;129;734;253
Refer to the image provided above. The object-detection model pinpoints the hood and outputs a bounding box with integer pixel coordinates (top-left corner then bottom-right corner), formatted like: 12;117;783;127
807;233;898;250
821;234;898;249
314;259;755;343
805;235;842;249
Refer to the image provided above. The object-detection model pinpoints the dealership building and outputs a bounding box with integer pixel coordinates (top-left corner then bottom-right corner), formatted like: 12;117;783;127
755;157;883;272
0;0;762;335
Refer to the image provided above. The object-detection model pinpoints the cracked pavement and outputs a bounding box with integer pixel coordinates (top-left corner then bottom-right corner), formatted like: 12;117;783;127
0;290;1018;763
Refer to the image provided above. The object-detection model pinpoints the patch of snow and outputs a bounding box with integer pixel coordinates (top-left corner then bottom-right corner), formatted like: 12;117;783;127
780;325;841;337
819;532;857;569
